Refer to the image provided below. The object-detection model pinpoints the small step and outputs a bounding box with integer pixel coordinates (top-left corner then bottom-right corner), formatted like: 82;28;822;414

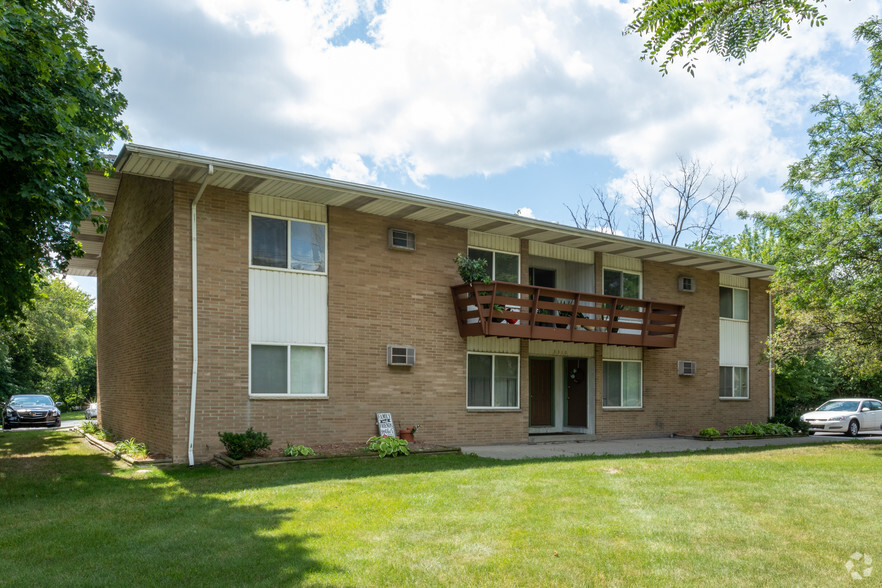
529;433;597;444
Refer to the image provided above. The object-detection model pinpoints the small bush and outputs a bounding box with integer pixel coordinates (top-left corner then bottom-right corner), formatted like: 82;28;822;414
725;422;795;437
367;435;410;458
94;428;113;442
699;427;720;438
116;438;148;458
283;444;315;457
80;421;100;435
218;428;272;460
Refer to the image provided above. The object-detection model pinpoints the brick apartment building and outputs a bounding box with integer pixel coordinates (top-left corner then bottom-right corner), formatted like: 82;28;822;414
71;144;775;465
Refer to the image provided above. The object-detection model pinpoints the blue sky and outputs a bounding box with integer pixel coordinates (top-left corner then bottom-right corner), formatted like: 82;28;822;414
70;0;882;298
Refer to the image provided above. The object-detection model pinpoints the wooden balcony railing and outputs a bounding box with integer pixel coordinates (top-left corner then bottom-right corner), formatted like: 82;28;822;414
451;281;684;348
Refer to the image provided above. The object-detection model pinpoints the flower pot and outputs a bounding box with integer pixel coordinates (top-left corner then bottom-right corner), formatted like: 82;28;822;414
399;429;415;442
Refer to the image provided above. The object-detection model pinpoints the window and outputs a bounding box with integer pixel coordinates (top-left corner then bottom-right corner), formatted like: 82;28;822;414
719;287;748;320
602;360;642;408
251;344;326;396
251;215;326;274
468;247;520;283
603;269;641;298
467;353;519;408
719;366;748;398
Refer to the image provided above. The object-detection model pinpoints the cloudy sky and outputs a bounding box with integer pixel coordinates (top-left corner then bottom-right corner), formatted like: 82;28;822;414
71;0;881;299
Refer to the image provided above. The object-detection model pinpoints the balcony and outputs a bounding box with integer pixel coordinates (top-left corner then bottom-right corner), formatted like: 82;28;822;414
451;281;684;349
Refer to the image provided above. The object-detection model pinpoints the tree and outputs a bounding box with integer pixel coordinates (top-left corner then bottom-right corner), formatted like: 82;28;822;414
566;155;742;246
757;18;882;377
690;211;778;265
625;0;828;75
0;0;129;322
0;278;96;406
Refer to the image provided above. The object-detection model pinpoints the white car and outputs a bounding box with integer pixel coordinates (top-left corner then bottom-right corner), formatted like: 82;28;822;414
801;398;882;436
84;403;98;420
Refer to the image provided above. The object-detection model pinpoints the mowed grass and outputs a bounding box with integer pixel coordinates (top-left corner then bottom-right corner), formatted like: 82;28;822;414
1;431;879;587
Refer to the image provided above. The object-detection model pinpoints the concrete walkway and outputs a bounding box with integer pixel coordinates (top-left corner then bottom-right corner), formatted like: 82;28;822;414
461;432;882;460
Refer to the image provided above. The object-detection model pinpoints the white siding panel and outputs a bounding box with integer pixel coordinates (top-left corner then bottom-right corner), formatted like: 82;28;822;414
528;241;594;264
529;341;595;357
468;231;520;253
602;345;643;360
249;194;327;222
720;274;749;289
603;253;642;273
719;319;749;365
249;269;327;345
467;337;519;354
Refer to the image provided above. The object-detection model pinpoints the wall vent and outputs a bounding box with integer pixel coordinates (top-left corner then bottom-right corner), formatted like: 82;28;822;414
387;345;416;367
388;228;416;251
678;360;697;376
678;276;696;292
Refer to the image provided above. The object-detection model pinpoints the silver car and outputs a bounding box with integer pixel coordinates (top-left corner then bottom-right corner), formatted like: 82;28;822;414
84;403;98;420
801;398;882;436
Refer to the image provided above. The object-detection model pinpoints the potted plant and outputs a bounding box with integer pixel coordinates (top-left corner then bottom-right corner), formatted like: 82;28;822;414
454;253;491;285
398;424;420;442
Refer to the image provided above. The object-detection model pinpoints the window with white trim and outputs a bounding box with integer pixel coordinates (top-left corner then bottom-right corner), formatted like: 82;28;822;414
719;286;748;320
251;215;327;274
603;269;641;298
467;247;520;283
250;344;326;396
719;366;748;399
602;360;642;408
467;352;519;408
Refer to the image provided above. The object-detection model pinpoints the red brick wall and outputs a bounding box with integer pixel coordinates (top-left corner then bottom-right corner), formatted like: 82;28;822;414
97;175;175;455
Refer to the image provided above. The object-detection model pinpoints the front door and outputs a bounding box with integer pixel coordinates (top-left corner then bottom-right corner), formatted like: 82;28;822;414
529;358;554;427
565;358;588;428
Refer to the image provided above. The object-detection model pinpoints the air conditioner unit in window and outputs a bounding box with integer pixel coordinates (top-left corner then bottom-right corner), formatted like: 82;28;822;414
387;345;416;367
678;360;697;376
678;276;696;292
388;228;416;251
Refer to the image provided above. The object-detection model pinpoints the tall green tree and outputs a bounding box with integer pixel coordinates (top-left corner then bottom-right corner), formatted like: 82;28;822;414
625;0;828;75
0;0;129;322
0;278;96;406
758;18;882;377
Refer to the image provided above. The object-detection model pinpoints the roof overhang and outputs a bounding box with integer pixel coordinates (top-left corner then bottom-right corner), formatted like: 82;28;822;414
67;143;775;280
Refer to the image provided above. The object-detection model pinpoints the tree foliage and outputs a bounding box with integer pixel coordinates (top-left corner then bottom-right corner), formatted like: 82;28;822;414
0;278;96;407
690;212;778;265
758;18;882;377
625;0;828;75
0;0;129;322
567;156;741;246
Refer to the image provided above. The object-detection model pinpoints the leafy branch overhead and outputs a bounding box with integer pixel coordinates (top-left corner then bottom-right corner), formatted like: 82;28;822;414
0;0;130;321
625;0;828;75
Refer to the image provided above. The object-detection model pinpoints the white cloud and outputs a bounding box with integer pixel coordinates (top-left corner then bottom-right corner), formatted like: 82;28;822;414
516;207;536;218
89;0;882;220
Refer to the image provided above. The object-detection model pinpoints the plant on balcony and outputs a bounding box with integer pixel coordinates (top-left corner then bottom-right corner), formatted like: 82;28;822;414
454;253;491;284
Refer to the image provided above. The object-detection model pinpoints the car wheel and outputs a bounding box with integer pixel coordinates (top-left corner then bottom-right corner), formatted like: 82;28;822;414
808;431;815;435
846;419;860;437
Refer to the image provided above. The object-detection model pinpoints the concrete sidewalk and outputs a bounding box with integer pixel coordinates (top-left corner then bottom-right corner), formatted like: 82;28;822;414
461;432;882;460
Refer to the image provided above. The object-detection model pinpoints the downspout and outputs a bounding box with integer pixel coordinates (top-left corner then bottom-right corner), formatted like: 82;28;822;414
188;164;214;466
769;292;774;419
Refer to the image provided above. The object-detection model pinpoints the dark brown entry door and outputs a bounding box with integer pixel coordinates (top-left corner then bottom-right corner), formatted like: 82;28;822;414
566;358;588;428
529;358;554;427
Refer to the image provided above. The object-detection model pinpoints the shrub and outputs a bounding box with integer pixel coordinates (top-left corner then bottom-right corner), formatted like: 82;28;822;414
217;428;272;460
80;421;100;435
94;428;113;442
367;435;410;457
116;438;148;458
725;422;796;437
699;427;720;438
283;444;315;457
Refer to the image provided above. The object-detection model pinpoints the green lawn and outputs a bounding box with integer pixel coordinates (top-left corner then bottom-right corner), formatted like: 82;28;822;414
1;430;879;586
60;410;84;420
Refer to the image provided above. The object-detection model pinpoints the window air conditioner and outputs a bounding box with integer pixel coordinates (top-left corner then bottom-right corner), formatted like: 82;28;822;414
678;360;697;376
387;345;416;367
678;276;696;292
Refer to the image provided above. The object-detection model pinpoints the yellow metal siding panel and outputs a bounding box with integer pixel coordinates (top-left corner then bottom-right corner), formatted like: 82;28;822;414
528;241;594;264
601;345;643;360
249;194;327;222
719;274;749;289
602;253;642;273
528;341;595;357
249;269;328;345
466;337;520;354
468;231;520;253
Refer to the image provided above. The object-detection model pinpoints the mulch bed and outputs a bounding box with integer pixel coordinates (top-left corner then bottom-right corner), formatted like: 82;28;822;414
215;440;461;469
